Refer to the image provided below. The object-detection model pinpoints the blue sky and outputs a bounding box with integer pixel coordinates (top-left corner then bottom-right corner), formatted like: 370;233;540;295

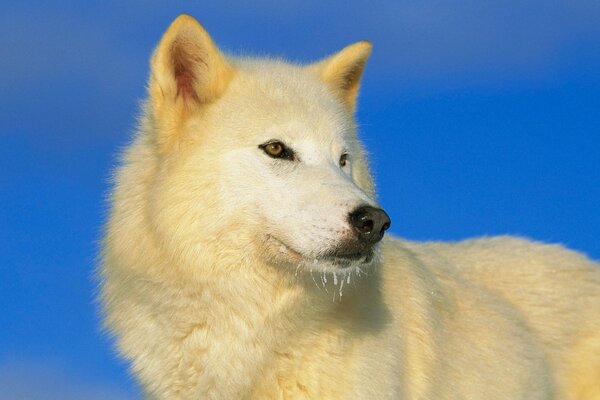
1;1;599;398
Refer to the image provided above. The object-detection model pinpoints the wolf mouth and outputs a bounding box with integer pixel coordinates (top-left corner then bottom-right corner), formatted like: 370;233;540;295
320;249;374;266
267;235;373;268
325;254;374;269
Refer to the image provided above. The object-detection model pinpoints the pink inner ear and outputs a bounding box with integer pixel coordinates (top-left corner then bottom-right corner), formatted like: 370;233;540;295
170;40;204;102
174;64;197;100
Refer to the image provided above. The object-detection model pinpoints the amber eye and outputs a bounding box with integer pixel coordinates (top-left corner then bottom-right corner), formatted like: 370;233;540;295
339;153;349;167
265;142;283;157
259;140;295;160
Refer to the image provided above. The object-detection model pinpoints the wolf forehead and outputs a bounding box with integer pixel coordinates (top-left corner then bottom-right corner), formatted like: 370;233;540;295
203;60;359;143
228;59;345;110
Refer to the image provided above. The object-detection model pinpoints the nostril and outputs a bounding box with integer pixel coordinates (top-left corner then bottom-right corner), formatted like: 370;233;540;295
350;207;374;235
361;219;374;234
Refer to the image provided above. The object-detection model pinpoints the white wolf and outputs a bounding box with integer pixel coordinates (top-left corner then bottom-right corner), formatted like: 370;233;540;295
100;14;600;399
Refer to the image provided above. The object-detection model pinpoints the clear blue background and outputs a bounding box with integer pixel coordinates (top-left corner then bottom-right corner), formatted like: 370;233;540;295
1;1;599;398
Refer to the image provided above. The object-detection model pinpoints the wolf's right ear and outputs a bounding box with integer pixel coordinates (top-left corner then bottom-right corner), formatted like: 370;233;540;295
149;15;233;138
308;41;372;112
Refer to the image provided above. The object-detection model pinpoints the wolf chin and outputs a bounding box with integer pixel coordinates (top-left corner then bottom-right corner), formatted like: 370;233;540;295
99;14;600;399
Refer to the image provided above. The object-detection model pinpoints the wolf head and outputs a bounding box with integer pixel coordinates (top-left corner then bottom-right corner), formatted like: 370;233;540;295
140;15;390;276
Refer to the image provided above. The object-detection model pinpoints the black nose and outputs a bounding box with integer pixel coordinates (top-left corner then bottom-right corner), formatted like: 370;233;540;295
349;206;391;245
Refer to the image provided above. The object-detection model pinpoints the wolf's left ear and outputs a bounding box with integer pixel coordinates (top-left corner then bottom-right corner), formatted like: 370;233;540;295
309;41;372;112
149;15;233;127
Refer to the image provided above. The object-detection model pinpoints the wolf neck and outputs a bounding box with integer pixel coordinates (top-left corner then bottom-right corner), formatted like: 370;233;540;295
137;251;367;398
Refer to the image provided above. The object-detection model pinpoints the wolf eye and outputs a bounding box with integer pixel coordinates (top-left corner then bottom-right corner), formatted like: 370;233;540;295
259;141;295;160
339;153;349;167
265;142;283;156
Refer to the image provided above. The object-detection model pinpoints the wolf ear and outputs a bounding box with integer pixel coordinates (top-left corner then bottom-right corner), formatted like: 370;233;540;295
309;41;372;112
149;15;233;126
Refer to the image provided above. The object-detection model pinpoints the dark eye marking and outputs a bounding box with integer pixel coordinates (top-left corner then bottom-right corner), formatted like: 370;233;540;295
259;140;295;161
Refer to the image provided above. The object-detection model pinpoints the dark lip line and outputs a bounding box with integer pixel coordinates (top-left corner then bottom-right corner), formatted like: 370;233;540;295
268;235;374;266
323;248;374;260
320;250;374;266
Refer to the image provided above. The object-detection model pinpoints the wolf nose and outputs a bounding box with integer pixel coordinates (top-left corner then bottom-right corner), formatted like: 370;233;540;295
349;206;391;245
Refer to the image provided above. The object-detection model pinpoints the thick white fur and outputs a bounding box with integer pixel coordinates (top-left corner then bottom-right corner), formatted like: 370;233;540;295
100;15;600;399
